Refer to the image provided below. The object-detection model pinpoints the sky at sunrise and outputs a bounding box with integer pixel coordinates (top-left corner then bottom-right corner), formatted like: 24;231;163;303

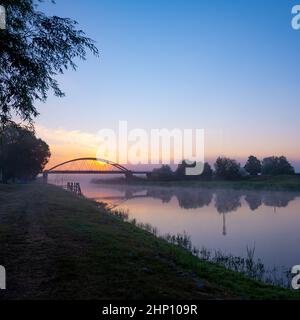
34;0;300;170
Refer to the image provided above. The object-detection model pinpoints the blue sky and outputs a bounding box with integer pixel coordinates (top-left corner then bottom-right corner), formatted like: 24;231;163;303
36;0;300;169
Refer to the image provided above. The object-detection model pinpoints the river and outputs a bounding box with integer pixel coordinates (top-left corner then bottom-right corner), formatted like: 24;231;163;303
50;175;300;273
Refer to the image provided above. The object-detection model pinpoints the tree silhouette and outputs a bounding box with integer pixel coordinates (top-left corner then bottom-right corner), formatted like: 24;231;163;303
175;161;213;181
214;157;241;180
244;155;261;176
0;0;98;124
150;165;174;181
0;123;50;182
261;156;295;175
198;162;213;180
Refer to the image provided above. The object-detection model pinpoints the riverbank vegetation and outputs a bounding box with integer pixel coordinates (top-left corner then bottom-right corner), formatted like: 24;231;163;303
147;156;296;182
0;183;299;300
93;174;300;192
92;155;300;192
109;208;292;289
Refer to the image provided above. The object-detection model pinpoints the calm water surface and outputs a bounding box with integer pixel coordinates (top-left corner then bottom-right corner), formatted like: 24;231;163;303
51;176;300;271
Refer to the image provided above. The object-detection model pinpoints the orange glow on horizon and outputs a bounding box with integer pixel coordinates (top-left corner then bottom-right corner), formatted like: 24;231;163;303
38;125;300;171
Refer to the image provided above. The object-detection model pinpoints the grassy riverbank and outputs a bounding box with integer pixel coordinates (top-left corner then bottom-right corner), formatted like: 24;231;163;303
0;183;299;300
93;175;300;192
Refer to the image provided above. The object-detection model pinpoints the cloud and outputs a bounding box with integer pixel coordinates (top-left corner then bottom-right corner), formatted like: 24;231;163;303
36;125;98;149
36;125;99;168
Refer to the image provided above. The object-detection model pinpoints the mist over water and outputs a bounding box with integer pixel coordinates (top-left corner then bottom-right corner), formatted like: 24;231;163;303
49;175;300;271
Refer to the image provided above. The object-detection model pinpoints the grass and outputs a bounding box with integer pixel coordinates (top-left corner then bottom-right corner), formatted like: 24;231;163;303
93;175;300;192
0;183;299;300
108;209;293;289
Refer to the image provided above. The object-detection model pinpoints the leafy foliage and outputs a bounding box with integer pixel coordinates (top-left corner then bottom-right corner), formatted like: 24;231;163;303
0;122;50;181
175;161;213;180
262;156;295;175
0;0;99;123
214;157;242;180
150;164;174;181
244;155;262;176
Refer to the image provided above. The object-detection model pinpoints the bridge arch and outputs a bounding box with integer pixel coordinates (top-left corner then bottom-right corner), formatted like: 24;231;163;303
43;157;151;182
45;157;131;174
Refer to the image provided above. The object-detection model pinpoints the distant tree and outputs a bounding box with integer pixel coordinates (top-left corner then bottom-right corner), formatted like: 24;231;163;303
201;162;213;180
0;123;50;182
175;161;213;181
0;0;99;124
175;160;198;179
261;156;295;175
239;167;250;178
214;157;242;180
244;156;262;176
150;165;174;181
174;160;188;179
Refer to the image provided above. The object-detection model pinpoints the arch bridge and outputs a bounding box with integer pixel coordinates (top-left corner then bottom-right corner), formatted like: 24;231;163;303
43;157;151;180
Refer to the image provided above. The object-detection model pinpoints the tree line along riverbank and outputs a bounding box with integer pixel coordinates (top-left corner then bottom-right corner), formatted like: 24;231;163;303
92;174;300;192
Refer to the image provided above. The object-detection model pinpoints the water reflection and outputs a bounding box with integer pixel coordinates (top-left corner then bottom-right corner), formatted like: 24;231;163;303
176;189;213;209
245;192;262;211
215;190;241;213
263;192;296;209
89;185;300;240
214;190;242;237
93;185;297;212
50;176;300;270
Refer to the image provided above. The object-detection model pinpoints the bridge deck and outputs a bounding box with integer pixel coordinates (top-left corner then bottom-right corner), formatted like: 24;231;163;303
47;170;151;175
